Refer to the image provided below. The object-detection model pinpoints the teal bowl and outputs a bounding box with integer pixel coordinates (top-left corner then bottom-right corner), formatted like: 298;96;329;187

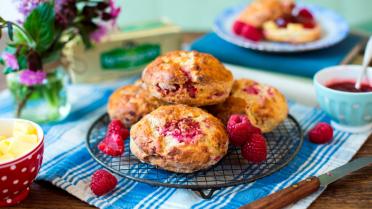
314;65;372;133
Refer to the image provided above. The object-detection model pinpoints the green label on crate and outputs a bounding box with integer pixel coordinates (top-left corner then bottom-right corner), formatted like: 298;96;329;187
100;43;160;70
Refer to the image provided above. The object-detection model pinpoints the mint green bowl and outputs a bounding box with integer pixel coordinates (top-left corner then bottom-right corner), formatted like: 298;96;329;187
314;65;372;133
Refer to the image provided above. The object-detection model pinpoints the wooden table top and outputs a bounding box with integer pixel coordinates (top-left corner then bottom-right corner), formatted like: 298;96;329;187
0;33;371;209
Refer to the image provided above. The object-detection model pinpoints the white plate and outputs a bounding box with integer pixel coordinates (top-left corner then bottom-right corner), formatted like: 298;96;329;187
213;3;349;52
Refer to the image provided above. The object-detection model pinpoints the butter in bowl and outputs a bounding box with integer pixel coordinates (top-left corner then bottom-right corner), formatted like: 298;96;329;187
0;119;44;206
314;65;372;133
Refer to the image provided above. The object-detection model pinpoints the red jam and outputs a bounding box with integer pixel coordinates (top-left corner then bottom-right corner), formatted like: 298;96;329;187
326;81;372;93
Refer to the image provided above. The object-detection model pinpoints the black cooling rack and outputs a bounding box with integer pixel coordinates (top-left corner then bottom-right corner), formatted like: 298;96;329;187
86;114;303;199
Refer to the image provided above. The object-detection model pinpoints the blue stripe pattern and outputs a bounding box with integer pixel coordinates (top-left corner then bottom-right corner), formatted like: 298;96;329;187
0;76;369;209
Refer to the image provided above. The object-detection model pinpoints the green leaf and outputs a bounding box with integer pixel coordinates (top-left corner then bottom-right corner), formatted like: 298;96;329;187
4;45;16;54
7;22;13;41
13;30;28;46
17;53;27;69
23;3;55;53
78;28;92;49
3;67;13;74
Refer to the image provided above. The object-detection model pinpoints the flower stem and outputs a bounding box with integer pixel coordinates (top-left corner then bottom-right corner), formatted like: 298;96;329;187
8;21;36;49
15;87;34;118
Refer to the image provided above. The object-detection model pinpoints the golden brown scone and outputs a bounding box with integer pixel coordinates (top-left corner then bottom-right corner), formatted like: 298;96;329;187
141;50;234;106
237;0;294;27
263;21;321;43
107;80;164;128
208;79;288;133
130;104;229;173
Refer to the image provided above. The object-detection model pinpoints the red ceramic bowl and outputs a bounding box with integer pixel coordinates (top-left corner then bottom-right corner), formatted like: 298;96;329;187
0;119;44;207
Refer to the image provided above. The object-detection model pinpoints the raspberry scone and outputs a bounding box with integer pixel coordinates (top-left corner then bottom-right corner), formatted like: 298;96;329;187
208;79;288;133
232;0;322;43
107;80;164;128
130;104;229;173
141;50;234;106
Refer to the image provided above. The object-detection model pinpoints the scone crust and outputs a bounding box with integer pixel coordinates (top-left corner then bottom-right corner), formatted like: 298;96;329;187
107;80;164;128
130;104;229;173
142;50;234;106
237;0;294;27
209;79;288;133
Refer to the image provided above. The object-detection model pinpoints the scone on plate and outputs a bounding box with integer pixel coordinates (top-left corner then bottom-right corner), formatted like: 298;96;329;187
232;0;322;43
141;50;234;106
130;104;229;173
107;80;164;128
208;79;288;133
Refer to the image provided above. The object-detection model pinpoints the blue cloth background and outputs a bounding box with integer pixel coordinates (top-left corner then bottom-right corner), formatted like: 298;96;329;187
0;74;369;209
190;33;362;78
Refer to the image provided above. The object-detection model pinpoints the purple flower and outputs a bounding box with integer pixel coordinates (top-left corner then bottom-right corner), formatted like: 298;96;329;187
90;25;107;43
16;0;47;18
109;0;121;26
19;70;46;86
2;52;19;70
55;0;77;28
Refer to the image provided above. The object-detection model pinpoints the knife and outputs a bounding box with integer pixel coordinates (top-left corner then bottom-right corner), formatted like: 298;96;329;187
240;157;372;209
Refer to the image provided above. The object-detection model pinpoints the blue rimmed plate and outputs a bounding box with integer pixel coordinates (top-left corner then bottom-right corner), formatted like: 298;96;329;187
213;3;349;52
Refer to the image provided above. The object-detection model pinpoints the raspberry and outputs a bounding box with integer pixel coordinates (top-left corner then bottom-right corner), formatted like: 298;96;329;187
241;134;267;163
98;120;129;156
296;8;314;21
90;170;117;196
240;24;263;41
108;120;129;137
161;118;201;144
308;122;333;144
227;114;261;146
295;8;316;28
232;21;246;35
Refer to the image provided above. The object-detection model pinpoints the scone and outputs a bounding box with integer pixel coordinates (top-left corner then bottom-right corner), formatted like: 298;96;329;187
232;0;322;43
208;79;288;133
107;80;164;128
236;0;294;27
141;50;234;106
130;104;229;173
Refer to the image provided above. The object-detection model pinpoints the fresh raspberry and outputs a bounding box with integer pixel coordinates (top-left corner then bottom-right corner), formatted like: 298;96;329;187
295;8;316;28
98;120;129;156
232;21;246;35
90;170;117;196
227;114;261;146
241;134;267;163
240;24;263;41
296;8;314;21
108;120;129;137
308;122;333;144
301;20;316;29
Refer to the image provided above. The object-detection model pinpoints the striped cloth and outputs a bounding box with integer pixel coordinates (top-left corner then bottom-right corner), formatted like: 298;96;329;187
0;75;369;209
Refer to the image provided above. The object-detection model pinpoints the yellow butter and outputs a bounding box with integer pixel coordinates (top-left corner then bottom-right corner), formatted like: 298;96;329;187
13;121;37;137
0;121;39;163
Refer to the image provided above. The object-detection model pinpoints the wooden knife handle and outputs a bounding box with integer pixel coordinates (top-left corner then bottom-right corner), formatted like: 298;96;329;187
239;177;321;209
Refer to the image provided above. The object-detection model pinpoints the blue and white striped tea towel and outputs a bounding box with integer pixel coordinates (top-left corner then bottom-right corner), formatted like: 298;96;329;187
0;76;370;209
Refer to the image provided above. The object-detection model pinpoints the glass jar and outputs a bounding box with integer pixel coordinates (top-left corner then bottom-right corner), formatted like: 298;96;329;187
6;66;71;123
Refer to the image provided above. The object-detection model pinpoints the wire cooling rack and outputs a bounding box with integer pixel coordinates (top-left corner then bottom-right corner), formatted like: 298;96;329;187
86;114;303;199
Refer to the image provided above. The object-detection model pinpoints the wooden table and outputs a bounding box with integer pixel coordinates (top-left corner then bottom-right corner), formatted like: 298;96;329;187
0;33;371;209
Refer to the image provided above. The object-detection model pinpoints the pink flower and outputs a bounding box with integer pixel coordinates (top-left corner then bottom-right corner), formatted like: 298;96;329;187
90;25;108;43
19;70;46;86
2;52;19;70
109;0;121;26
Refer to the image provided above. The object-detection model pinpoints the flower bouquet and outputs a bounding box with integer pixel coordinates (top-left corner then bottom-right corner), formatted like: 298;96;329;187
0;0;121;122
